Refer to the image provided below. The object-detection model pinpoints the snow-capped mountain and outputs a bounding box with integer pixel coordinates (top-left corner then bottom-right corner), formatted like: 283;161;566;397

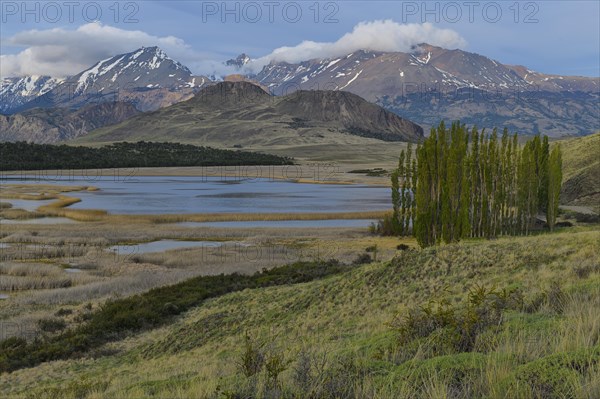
248;44;599;136
2;44;598;138
15;46;211;112
0;76;64;114
71;46;202;94
226;53;251;69
253;44;598;99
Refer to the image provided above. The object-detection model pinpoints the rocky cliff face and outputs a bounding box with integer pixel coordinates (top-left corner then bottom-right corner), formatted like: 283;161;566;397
0;102;140;143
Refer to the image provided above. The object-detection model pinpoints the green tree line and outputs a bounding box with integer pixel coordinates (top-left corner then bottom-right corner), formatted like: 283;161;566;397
0;141;293;171
391;121;562;247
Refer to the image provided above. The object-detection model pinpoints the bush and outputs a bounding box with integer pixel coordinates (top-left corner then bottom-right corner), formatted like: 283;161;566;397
238;333;265;378
391;285;524;354
546;282;568;314
38;318;67;333
353;253;372;265
370;215;398;236
55;308;73;317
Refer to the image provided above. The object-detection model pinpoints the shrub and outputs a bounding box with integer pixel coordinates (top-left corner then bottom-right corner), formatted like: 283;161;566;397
37;318;67;333
237;333;265;378
546;282;568;314
353;253;372;265
0;337;26;351
370;215;397;236
55;308;73;317
391;285;524;354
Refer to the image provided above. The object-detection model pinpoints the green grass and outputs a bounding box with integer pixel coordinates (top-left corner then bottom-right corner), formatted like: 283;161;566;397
0;228;598;398
558;132;600;208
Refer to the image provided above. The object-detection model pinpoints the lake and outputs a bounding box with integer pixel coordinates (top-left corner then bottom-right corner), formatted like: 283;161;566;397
2;176;391;215
107;240;227;254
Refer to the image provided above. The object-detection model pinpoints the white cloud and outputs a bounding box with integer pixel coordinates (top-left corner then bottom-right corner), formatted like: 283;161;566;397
0;22;224;78
246;20;467;72
0;20;466;78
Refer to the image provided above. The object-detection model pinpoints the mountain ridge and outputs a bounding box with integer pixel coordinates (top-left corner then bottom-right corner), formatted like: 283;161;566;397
11;47;211;114
75;81;424;146
2;44;598;138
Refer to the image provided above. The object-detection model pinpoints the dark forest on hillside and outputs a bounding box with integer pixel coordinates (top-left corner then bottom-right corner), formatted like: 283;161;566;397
0;141;293;171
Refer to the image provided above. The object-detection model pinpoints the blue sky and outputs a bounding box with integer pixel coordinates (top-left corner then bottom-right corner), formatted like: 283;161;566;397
1;1;599;77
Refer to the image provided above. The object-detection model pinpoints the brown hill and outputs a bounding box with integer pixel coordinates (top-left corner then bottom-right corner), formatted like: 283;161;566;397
76;81;423;146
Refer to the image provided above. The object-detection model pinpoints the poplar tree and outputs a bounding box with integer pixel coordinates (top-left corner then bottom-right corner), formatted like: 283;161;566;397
403;121;559;247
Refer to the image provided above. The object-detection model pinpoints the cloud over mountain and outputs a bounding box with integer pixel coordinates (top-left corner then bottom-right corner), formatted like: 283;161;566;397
246;21;467;72
0;22;223;78
1;20;467;78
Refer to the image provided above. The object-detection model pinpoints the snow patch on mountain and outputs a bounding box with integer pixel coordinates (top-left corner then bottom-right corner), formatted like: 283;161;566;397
0;76;64;113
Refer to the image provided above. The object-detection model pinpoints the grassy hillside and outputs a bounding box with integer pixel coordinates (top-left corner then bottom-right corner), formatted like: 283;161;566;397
1;227;598;398
559;132;600;209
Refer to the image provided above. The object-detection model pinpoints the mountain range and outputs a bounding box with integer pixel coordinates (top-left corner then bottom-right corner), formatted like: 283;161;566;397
249;44;599;136
0;44;598;144
3;47;210;114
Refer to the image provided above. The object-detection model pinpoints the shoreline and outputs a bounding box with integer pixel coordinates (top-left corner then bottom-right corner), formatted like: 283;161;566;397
0;162;394;187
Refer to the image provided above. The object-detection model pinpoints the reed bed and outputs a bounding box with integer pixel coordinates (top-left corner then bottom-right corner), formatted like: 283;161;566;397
0;184;105;221
0;275;73;291
17;270;195;305
0;261;103;292
34;195;108;221
0;262;63;277
106;210;390;224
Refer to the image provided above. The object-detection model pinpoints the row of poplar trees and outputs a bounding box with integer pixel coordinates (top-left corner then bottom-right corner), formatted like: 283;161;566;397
391;121;563;248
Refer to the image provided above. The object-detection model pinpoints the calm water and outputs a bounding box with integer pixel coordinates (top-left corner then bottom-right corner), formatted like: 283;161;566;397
1;199;55;212
107;240;225;254
2;176;390;215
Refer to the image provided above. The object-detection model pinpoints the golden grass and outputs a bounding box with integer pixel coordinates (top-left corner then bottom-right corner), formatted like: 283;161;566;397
107;210;391;224
0;184;106;221
34;195;107;221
